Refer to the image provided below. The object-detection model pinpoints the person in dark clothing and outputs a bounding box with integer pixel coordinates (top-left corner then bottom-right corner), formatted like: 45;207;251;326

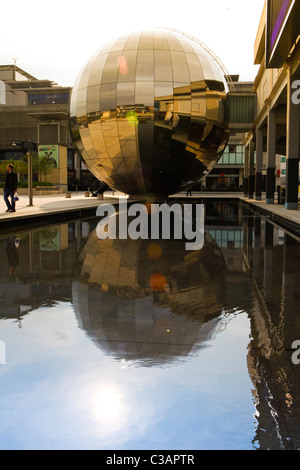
4;164;18;213
5;236;20;278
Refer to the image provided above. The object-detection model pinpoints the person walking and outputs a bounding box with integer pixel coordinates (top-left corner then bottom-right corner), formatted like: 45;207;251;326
4;164;18;213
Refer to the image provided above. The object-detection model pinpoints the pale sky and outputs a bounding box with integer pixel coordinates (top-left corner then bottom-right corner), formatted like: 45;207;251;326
1;0;265;87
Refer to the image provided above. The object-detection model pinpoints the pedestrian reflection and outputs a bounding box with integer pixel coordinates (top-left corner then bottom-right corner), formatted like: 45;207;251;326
5;236;20;280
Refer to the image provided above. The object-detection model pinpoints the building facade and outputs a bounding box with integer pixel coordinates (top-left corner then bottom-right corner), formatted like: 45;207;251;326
204;77;256;191
245;0;300;209
0;65;97;191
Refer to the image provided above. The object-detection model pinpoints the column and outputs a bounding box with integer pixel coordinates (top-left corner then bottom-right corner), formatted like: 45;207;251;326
264;221;274;300
253;217;261;281
244;145;249;197
285;69;300;210
255;126;263;201
249;140;255;199
266;108;276;204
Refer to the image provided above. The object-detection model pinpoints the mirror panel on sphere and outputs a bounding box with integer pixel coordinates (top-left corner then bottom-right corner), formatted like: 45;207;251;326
70;29;230;197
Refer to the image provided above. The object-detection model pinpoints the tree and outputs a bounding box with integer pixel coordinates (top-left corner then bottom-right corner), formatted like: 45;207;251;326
37;155;57;182
0;157;27;180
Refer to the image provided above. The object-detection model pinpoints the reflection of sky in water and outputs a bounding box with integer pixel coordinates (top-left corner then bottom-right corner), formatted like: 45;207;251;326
0;201;299;450
0;301;253;450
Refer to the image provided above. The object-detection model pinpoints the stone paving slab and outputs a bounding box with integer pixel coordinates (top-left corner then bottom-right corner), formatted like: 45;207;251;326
242;196;300;226
0;191;127;224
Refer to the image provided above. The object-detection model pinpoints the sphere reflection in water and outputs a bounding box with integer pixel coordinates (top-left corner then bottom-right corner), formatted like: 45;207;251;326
72;226;228;366
70;29;229;197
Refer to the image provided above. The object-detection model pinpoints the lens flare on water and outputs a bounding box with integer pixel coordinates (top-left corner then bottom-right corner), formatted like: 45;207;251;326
150;273;167;292
147;243;163;260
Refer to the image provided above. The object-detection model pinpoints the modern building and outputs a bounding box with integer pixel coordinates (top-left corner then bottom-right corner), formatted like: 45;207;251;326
203;76;256;191
0;65;98;191
245;0;300;209
0;63;257;195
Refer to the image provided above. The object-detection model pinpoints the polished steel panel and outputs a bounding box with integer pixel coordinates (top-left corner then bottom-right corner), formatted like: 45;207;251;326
154;50;173;82
70;29;229;197
170;50;190;84
117;50;137;82
136;50;154;81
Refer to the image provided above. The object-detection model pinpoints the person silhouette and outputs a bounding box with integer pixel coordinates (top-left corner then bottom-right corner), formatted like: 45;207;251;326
4;164;18;213
5;236;20;279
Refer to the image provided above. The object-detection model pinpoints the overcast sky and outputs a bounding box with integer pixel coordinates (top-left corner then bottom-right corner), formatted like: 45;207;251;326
1;0;265;87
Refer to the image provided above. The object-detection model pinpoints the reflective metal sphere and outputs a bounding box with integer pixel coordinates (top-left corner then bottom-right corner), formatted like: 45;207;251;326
70;30;230;196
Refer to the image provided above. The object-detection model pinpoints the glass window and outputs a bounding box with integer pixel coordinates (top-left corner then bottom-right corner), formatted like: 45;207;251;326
228;230;235;241
222;153;229;164
28;93;69;105
229;154;236;164
215;230;222;244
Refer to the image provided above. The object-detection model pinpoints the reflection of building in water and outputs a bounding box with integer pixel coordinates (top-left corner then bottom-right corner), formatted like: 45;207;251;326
0;221;95;321
0;201;299;448
72;228;229;366
241;205;300;450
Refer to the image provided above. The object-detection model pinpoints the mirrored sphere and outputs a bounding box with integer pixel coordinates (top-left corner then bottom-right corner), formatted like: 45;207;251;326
70;29;230;197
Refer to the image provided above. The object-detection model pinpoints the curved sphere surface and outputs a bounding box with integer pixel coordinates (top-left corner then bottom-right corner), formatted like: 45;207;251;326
70;30;230;196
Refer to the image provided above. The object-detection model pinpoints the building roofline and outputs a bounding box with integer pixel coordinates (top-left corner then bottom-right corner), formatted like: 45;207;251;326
0;64;38;80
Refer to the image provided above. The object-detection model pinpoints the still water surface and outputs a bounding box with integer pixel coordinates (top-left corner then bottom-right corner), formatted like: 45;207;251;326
0;201;299;450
